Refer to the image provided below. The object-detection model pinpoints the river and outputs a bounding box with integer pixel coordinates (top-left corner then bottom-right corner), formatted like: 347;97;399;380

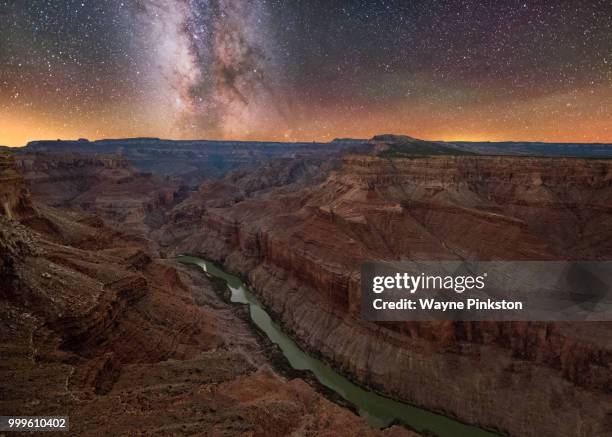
178;255;496;437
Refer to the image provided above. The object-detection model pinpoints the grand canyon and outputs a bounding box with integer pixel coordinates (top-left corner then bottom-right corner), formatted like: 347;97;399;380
1;135;611;436
3;1;611;435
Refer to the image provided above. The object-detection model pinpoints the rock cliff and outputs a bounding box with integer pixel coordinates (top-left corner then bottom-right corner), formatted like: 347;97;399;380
165;152;612;436
0;152;35;220
14;152;186;235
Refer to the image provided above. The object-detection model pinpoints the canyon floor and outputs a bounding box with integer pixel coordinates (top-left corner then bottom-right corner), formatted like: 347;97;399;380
2;135;612;436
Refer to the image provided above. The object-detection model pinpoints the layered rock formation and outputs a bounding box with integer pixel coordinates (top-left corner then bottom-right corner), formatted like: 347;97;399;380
0;154;412;436
0;152;34;220
4;135;612;435
14;152;186;236
164;151;612;436
23;138;361;184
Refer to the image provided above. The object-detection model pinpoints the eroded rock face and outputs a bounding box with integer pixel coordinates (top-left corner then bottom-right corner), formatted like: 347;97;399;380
14;152;186;235
0;153;411;436
0;152;35;220
165;153;612;436
0;219;411;436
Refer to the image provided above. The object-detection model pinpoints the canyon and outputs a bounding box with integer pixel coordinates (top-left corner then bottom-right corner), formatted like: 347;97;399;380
0;150;414;436
161;138;612;436
2;135;612;436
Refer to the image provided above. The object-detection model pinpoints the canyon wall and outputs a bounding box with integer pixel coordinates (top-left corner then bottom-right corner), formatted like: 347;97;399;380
165;153;612;436
22;138;361;184
14;152;186;235
0;153;409;436
0;152;34;220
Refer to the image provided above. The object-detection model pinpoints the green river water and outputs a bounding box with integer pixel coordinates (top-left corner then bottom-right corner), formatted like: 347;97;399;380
178;255;496;437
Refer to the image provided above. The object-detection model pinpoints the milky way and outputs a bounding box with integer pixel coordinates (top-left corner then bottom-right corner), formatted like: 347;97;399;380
0;0;611;146
133;0;287;139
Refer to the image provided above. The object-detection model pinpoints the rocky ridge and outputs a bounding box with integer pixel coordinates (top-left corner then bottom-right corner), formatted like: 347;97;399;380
22;138;361;184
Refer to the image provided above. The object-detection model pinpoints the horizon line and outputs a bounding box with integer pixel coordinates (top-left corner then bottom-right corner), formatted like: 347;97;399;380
3;134;612;148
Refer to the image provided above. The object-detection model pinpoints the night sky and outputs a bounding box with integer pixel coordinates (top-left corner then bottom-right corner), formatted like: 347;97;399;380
1;0;611;146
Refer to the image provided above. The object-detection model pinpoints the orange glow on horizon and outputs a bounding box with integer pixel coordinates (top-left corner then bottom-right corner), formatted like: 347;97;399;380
2;84;611;147
3;126;612;148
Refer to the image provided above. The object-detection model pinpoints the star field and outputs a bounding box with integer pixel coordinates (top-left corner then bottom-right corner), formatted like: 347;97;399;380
0;0;611;146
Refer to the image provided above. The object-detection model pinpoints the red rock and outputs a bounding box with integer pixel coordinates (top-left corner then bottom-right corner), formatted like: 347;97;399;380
0;152;402;436
165;152;612;436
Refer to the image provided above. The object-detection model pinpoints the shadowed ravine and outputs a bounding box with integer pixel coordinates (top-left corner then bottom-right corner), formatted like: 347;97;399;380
178;255;497;437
